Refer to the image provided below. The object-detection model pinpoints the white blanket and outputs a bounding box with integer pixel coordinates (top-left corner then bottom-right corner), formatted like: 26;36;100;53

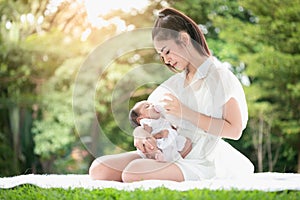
0;173;299;191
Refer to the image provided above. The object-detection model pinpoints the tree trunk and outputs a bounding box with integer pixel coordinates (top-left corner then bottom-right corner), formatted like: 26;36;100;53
266;123;273;171
8;106;20;172
298;147;300;173
257;116;264;172
91;115;100;158
41;156;55;173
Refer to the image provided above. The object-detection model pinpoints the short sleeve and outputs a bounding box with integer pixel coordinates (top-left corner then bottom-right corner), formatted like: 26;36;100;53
215;68;248;129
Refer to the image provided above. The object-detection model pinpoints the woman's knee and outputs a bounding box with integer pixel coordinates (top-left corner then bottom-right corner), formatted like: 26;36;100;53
89;157;117;180
121;160;141;182
89;158;105;180
122;159;154;182
89;152;141;181
122;159;185;182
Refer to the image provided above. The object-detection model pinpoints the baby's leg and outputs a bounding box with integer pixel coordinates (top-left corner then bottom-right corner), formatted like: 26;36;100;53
154;150;165;162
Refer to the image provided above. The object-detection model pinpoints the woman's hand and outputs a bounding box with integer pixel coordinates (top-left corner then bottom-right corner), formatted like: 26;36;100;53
133;126;155;153
143;136;159;155
161;93;187;118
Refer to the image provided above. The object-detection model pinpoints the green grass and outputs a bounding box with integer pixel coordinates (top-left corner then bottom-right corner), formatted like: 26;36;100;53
0;184;299;200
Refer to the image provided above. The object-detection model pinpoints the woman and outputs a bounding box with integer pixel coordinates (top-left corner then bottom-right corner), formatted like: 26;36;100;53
89;7;254;182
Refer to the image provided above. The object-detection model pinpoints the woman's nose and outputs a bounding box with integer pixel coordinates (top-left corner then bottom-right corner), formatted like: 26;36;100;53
165;59;171;65
162;55;171;64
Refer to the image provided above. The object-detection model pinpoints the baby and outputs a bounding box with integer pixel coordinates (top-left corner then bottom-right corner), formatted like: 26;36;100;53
129;100;190;162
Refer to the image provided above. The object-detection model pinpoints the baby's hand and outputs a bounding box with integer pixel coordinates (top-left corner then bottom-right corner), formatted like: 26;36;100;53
153;129;169;139
143;124;152;133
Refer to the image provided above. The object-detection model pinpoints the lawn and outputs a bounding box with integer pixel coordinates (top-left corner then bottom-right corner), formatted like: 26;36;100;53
1;184;299;200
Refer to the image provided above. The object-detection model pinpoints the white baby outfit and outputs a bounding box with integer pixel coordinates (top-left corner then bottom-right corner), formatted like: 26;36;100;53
139;116;186;162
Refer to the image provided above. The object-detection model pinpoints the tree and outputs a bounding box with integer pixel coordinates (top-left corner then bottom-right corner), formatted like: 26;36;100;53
0;0;168;175
0;0;90;174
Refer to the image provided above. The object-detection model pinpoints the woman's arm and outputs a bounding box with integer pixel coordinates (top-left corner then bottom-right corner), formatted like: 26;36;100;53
163;94;243;140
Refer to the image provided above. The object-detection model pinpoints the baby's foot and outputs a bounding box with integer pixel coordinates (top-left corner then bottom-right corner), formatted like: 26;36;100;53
155;150;165;162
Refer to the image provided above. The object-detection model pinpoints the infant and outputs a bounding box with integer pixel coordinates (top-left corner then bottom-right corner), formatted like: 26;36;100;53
129;100;189;162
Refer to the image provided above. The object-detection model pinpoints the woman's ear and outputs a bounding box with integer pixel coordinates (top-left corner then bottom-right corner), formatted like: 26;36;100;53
179;31;190;46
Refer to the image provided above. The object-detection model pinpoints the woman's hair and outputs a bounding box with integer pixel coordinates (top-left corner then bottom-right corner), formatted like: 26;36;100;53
152;7;211;72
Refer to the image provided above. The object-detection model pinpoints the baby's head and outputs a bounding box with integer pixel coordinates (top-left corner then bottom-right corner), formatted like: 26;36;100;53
129;100;161;127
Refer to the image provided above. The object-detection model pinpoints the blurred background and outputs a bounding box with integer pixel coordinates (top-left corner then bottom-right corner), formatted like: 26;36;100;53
0;0;299;176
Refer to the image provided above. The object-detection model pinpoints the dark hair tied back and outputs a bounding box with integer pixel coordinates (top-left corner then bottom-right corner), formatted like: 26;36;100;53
152;8;211;58
158;13;165;18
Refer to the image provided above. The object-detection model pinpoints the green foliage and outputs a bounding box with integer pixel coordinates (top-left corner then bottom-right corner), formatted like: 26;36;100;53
52;144;90;174
0;132;18;176
1;185;299;200
0;0;92;173
174;0;254;39
32;55;84;161
93;49;170;154
1;0;168;175
1;0;299;175
32;97;75;160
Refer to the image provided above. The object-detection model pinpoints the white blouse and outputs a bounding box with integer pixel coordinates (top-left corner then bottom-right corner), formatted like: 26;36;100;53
148;57;248;137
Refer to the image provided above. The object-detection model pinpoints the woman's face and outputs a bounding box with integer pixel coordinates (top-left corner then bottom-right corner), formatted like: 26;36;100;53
154;39;190;71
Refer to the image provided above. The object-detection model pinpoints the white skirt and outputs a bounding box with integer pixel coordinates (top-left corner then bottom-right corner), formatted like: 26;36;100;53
175;137;254;181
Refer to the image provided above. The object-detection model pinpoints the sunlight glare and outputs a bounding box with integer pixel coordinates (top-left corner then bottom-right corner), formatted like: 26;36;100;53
84;0;149;28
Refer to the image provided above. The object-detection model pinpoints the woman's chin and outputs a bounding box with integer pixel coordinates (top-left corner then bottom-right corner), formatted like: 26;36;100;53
174;64;186;71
